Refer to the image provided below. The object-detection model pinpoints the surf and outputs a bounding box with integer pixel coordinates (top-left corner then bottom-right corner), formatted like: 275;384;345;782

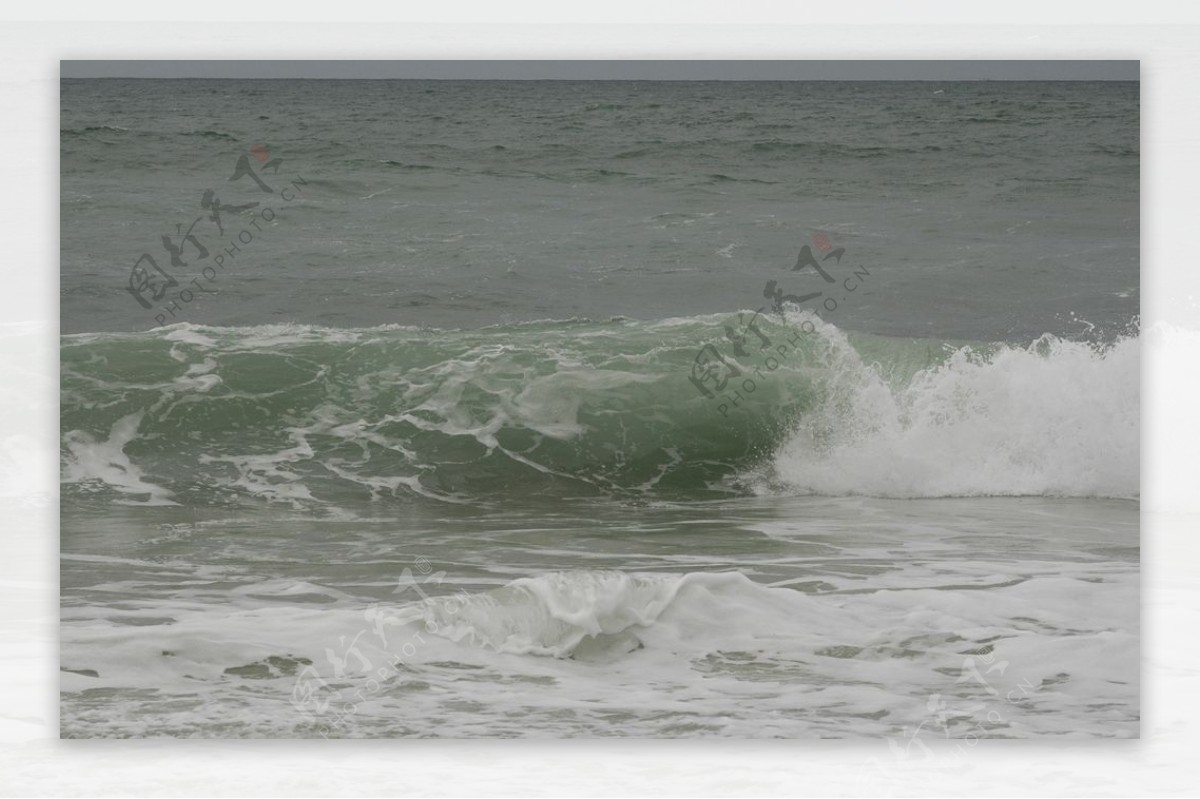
60;313;1138;507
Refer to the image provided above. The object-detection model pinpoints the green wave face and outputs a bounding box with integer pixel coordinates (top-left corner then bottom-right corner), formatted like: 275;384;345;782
62;315;887;508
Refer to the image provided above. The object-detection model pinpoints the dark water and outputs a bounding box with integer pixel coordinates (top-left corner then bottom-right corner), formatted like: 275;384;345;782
59;78;1139;739
60;79;1138;339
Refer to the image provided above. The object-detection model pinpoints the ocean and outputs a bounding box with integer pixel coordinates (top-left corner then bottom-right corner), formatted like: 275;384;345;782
59;78;1139;739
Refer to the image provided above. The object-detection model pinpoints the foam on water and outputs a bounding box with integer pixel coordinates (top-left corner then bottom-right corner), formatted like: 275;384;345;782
747;313;1138;498
60;315;1139;507
56;79;1141;744
59;562;1138;738
61;413;178;506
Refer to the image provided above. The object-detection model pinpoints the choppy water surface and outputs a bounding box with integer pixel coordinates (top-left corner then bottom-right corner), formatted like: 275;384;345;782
60;78;1138;738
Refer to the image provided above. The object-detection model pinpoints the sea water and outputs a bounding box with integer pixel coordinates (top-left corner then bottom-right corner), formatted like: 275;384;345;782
59;78;1138;738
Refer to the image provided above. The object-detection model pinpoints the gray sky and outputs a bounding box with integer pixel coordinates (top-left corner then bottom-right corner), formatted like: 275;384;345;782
60;60;1139;80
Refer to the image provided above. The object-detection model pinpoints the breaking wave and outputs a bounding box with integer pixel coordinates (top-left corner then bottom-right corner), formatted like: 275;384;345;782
60;312;1138;508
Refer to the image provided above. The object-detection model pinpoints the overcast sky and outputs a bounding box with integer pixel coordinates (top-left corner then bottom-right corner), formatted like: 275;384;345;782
61;60;1139;80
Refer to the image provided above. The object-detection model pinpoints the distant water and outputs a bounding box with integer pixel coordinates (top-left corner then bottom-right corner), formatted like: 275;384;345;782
60;79;1139;739
60;79;1138;339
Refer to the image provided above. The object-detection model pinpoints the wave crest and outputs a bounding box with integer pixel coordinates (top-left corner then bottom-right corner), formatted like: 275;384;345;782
742;315;1138;498
60;315;1138;506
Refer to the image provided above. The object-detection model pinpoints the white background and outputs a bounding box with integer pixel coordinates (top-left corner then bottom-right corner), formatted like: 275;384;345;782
2;5;1198;796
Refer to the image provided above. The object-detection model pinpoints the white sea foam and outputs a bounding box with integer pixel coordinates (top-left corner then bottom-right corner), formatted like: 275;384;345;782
756;314;1138;498
60;412;177;505
59;562;1138;738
